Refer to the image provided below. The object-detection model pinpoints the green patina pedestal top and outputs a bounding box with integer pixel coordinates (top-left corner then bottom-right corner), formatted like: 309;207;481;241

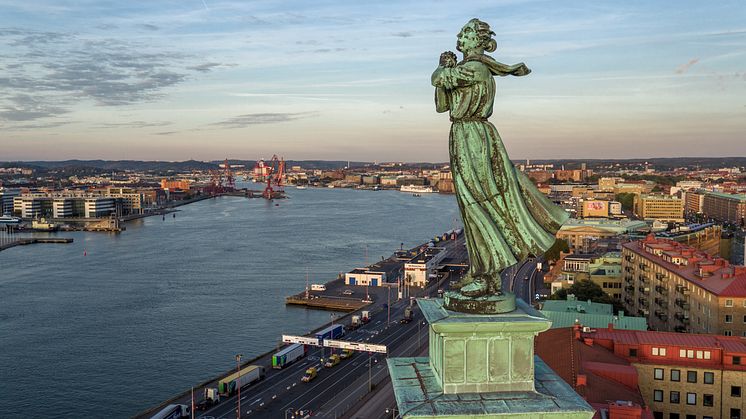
386;298;594;418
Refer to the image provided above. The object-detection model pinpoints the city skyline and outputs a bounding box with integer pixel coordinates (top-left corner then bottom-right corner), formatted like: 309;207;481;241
1;0;745;161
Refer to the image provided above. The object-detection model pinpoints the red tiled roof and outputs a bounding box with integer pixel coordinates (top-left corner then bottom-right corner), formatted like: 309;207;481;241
536;328;646;407
585;328;746;355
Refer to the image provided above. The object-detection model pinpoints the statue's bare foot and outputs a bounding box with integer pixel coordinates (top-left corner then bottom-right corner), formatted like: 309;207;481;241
460;277;489;297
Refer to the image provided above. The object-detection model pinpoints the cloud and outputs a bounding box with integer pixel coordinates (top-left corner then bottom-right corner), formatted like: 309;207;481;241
0;94;68;122
94;121;172;129
137;24;160;31
0;28;201;121
209;112;317;128
154;131;177;136
187;62;225;72
392;32;413;38
675;58;700;74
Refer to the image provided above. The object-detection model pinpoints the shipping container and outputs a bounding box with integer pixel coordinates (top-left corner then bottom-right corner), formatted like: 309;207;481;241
218;365;265;396
272;344;306;369
315;324;344;344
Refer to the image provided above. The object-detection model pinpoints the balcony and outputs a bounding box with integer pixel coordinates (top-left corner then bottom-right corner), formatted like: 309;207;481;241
655;286;668;296
674;325;688;333
675;312;690;324
638;286;650;295
655;273;668;282
654;298;669;309
625;285;635;293
638;297;648;306
638;275;649;284
655;311;669;321
625;255;634;262
638;263;648;271
624;297;634;306
624;266;633;273
675;285;690;295
675;299;690;311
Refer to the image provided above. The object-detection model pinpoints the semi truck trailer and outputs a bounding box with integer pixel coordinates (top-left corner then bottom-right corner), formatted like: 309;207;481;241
218;365;265;396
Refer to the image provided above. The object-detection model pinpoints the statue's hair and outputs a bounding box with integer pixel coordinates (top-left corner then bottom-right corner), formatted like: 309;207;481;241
468;18;497;52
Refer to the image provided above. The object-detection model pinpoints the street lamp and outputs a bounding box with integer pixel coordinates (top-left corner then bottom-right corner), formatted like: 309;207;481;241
235;353;243;419
285;408;295;419
385;407;400;418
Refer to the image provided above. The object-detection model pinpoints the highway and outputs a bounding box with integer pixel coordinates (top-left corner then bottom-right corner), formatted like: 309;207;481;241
198;298;427;418
504;256;545;305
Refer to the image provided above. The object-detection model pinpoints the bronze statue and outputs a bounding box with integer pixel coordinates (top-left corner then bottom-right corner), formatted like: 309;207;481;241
432;19;568;313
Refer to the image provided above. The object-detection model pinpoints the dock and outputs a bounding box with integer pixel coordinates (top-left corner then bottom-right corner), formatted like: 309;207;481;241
0;237;74;252
285;295;370;312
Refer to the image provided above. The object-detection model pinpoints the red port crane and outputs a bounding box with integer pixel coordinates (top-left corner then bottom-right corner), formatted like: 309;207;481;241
263;155;285;199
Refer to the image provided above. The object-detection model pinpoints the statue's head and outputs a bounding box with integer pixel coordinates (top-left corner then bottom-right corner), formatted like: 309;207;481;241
457;18;497;54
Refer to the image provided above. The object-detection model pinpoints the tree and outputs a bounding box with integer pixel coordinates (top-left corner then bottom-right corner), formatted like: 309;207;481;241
544;238;569;263
550;279;625;313
615;192;636;211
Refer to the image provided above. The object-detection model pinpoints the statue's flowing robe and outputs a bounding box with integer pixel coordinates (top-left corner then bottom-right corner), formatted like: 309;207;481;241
432;55;568;279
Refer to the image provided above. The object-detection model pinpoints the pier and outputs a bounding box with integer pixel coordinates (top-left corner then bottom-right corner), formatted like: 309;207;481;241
0;237;74;252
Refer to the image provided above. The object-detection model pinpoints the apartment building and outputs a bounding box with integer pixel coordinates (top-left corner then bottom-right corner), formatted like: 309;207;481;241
582;328;746;419
634;194;685;223
621;236;746;336
702;191;746;225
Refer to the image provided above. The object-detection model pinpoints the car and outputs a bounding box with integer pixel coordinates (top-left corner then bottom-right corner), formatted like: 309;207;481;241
361;298;373;303
342;289;354;295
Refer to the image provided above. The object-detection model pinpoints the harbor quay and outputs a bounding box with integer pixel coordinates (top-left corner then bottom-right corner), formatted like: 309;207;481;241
138;232;468;419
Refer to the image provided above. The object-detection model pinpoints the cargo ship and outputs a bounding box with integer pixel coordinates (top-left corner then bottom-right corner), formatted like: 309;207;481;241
400;185;433;193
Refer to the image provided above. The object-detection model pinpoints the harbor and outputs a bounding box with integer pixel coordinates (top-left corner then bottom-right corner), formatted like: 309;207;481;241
0;236;73;252
0;190;460;418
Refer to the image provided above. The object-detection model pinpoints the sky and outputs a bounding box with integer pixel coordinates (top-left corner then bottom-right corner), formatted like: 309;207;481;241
1;0;745;162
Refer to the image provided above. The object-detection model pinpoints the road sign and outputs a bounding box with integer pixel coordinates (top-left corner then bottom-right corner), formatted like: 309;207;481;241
324;339;387;354
282;335;321;346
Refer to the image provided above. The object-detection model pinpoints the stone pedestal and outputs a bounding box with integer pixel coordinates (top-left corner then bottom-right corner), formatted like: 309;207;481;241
387;298;594;418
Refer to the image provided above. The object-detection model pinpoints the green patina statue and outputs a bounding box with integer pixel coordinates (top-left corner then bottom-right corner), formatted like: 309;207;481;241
433;18;568;313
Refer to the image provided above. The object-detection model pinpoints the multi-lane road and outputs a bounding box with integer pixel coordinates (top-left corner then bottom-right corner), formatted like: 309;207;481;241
194;297;427;418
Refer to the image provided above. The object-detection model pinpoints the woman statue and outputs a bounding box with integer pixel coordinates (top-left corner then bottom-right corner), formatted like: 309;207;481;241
432;19;568;304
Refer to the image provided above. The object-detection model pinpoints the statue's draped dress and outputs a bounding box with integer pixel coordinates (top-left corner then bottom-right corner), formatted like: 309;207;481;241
432;57;568;281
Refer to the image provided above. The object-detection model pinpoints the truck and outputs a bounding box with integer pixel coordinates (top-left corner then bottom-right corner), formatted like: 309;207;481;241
301;367;317;382
218;365;265;396
345;315;361;331
311;284;326;291
340;349;355;359
272;343;306;369
361;311;370;324
324;354;341;368
196;388;220;411
315;323;344;344
400;307;414;324
150;404;190;419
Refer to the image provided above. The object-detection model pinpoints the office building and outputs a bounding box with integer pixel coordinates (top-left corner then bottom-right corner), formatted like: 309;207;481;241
634;194;685;223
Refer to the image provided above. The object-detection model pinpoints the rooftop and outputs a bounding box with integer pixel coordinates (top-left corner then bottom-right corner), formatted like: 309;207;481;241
535;328;649;412
541;296;613;315
702;190;746;202
540;311;648;331
560;218;648;234
623;236;746;296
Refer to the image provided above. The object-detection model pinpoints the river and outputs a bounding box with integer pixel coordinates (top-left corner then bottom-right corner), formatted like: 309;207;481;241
0;186;458;418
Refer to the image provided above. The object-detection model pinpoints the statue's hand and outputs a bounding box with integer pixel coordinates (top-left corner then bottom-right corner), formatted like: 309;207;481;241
439;51;457;68
512;63;531;76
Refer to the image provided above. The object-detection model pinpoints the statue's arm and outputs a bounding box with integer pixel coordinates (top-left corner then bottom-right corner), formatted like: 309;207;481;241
432;62;488;88
492;61;531;77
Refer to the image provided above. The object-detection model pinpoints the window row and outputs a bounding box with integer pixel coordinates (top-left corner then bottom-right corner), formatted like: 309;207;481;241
653;390;713;407
653;368;714;384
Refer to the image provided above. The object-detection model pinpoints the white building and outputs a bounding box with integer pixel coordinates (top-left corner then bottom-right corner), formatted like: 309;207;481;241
404;247;447;288
0;188;21;215
52;198;73;218
84;197;115;218
13;196;43;218
344;269;387;286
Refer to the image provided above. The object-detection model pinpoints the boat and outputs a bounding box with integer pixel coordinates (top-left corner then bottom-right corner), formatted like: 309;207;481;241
400;185;433;193
0;215;21;225
296;185;307;190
